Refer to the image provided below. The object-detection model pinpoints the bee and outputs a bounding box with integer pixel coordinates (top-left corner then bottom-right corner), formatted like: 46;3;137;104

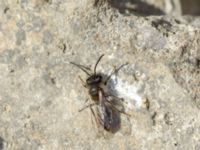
70;54;128;132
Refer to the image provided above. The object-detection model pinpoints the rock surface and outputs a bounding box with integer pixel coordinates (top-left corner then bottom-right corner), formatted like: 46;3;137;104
0;0;200;149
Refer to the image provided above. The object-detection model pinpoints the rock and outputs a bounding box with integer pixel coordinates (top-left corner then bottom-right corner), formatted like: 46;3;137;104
0;0;200;149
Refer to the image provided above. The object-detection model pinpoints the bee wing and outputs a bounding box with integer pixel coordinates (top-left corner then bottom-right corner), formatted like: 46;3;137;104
105;95;125;113
97;90;112;131
97;90;121;132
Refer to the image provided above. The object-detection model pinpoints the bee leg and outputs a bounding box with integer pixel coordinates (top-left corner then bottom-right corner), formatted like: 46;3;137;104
78;75;87;88
90;106;100;131
106;94;123;101
106;94;128;105
83;98;89;104
104;66;116;85
90;107;95;126
93;110;106;137
106;100;131;117
104;63;128;85
79;103;97;112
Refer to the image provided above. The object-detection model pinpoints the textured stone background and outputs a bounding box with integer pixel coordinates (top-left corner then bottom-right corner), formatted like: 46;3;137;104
0;0;200;149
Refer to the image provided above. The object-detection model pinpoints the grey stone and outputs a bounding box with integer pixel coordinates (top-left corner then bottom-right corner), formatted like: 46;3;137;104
20;0;28;9
43;30;53;44
31;16;45;32
16;20;25;28
16;30;26;45
0;49;15;63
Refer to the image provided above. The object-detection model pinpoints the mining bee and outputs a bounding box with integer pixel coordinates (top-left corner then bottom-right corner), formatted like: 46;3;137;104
70;54;129;132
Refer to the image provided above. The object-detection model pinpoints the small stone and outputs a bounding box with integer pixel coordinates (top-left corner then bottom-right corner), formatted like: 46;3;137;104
16;29;26;45
43;30;53;44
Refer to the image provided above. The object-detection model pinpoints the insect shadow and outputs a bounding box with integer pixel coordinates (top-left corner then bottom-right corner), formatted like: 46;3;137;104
70;54;129;133
0;137;4;150
94;0;165;16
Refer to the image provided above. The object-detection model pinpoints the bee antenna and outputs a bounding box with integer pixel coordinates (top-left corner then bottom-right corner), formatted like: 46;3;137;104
94;54;104;75
70;62;91;76
104;62;128;84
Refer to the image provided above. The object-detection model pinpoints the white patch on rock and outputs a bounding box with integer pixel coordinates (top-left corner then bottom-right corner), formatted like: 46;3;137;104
107;75;143;109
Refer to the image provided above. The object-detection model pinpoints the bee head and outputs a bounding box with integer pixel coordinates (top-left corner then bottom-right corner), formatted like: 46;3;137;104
86;74;102;85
